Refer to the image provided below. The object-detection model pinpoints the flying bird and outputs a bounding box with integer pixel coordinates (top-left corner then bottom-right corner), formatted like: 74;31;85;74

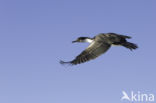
60;33;138;65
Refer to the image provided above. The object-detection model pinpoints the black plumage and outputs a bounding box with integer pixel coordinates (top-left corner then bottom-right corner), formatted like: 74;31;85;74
60;33;138;65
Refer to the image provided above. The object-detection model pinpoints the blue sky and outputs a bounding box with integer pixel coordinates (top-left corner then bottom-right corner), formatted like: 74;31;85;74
0;0;156;103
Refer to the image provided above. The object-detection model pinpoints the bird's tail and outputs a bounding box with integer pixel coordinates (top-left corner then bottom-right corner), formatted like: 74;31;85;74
119;35;131;39
122;42;138;50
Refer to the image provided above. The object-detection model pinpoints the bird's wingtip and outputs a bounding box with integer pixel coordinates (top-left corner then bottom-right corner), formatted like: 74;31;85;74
59;60;73;65
59;60;66;64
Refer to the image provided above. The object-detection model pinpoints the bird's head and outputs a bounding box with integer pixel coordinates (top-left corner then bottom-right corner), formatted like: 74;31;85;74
72;37;90;43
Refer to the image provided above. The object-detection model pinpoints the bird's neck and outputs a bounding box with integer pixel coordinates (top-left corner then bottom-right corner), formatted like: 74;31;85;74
85;38;93;43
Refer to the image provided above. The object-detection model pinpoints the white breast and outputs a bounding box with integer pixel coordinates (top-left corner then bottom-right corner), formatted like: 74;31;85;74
88;41;95;48
85;39;93;43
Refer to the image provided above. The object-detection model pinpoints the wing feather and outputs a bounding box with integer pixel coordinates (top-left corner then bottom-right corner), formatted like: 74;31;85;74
60;41;111;65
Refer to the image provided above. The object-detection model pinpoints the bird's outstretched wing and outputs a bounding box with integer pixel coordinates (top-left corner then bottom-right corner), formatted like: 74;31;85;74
60;41;111;65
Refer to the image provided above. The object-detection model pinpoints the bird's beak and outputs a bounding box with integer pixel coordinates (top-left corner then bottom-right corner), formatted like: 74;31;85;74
72;40;77;43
